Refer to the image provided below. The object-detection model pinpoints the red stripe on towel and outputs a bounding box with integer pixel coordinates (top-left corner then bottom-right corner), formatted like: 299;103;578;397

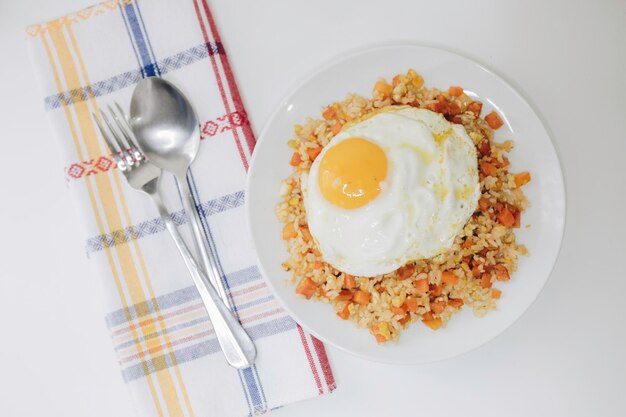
296;325;323;395
311;336;336;392
192;0;248;170
200;0;256;155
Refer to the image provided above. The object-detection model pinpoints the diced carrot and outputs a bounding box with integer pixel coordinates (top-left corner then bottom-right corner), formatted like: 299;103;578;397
430;301;446;314
318;288;327;298
307;146;323;161
331;123;343;135
467;101;483;117
296;277;317;299
423;317;443;330
427;100;451;115
429;284;442;296
372;323;391;342
300;226;312;242
312;248;322;257
353;290;370;305
448;102;462;116
471;262;482;278
441;271;459;285
322;106;337;120
513;209;521;228
374;80;393;97
496;207;516;227
478;197;491;212
478;140;491;156
344;274;357;289
289;152;302;167
422;312;434;321
313;261;323;270
448;298;464;308
451;115;463;124
494;264;510;281
405;297;419;312
282;223;297;240
336;290;354;301
376;286;385;293
485;111;504;129
514;172;532;187
415;278;429;294
490;289;502;299
337;303;350;320
397;264;415;280
398;315;411;325
480;273;493;289
462;238;474;249
479;161;498;177
448;86;463;96
374;333;387;343
391;305;407;316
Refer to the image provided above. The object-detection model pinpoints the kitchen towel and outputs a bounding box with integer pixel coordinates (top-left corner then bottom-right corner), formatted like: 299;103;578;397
26;1;336;416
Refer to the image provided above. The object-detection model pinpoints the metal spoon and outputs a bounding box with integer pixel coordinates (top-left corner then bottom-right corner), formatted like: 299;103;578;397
129;77;256;369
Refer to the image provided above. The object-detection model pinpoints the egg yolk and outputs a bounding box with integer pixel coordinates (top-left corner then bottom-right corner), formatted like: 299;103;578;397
318;137;387;209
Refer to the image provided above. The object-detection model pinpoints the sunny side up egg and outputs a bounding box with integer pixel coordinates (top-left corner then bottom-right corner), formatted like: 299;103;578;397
302;106;480;277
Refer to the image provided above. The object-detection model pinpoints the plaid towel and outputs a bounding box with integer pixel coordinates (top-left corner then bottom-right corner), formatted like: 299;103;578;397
25;1;336;416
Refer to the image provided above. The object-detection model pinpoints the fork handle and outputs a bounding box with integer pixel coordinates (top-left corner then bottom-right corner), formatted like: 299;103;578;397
149;189;257;369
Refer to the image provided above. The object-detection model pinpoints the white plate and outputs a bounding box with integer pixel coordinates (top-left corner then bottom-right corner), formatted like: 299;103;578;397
246;44;565;364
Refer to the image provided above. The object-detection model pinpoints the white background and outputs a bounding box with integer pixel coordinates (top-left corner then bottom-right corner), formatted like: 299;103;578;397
1;1;625;416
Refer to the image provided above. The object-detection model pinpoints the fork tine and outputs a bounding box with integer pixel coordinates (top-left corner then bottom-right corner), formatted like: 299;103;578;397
93;111;121;155
114;101;131;124
111;102;144;161
113;102;140;147
106;104;132;151
99;108;129;154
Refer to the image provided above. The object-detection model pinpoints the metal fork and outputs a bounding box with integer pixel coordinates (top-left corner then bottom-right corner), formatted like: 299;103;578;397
93;103;256;369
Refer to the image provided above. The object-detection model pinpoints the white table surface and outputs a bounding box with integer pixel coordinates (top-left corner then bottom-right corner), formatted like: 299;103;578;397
1;1;625;416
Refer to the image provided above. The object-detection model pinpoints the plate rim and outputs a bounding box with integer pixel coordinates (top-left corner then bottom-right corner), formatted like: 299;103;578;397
245;42;567;364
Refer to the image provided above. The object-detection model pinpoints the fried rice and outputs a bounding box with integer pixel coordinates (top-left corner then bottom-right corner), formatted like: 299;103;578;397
275;69;530;343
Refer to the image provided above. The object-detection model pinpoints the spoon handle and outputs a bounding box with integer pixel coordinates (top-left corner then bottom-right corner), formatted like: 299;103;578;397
176;172;232;305
149;189;257;369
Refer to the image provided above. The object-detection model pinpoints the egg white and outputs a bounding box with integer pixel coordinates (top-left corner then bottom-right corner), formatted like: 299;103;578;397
303;106;480;277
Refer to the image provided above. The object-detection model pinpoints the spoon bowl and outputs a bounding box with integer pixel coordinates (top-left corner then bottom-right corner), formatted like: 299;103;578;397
130;77;200;176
